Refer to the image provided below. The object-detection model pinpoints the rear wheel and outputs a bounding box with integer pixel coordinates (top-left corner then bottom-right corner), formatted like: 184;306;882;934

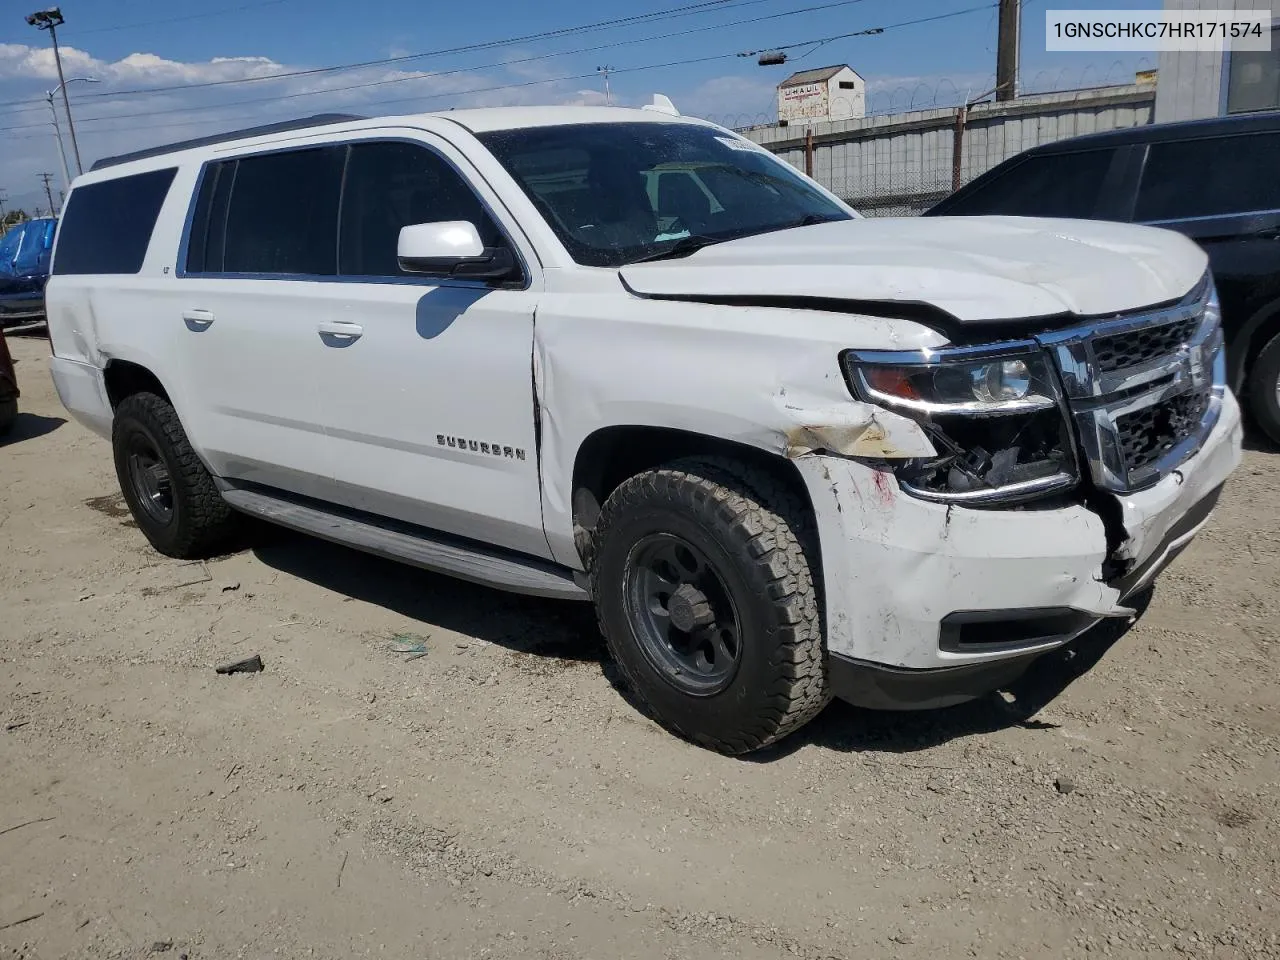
112;392;238;557
590;457;830;755
1248;330;1280;447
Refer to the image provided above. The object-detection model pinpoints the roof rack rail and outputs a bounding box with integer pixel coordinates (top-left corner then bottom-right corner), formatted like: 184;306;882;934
89;113;367;172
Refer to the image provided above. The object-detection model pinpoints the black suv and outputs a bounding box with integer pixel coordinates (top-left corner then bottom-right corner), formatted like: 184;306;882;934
926;110;1280;445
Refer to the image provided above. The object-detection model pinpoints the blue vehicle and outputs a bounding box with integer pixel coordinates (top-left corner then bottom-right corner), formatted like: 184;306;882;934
0;217;56;326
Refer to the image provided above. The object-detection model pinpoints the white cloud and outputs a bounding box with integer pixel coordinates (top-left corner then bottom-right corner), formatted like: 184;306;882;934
667;73;779;127
0;43;288;86
0;41;618;209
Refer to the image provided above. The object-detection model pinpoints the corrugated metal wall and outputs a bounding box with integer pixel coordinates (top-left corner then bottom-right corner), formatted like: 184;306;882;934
741;85;1156;216
1155;0;1280;122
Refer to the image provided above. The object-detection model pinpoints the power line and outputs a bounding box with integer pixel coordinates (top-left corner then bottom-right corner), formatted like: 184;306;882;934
63;0;294;36
0;0;861;126
3;3;998;143
77;0;766;102
0;0;772;115
0;0;876;132
740;1;999;56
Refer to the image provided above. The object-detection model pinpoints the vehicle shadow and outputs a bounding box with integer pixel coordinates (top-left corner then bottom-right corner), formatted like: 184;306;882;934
250;525;1151;759
249;529;601;661
750;587;1155;761
0;412;66;445
1242;431;1278;454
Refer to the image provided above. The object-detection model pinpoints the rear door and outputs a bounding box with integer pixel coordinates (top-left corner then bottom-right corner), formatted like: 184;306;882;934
174;145;344;500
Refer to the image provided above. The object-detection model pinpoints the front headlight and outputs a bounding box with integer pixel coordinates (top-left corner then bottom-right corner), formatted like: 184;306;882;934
844;345;1079;505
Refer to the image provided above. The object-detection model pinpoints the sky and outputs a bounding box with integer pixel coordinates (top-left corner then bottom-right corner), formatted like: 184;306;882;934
0;0;1165;211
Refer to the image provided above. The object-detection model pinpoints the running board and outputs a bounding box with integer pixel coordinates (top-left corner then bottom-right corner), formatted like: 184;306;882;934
220;486;588;602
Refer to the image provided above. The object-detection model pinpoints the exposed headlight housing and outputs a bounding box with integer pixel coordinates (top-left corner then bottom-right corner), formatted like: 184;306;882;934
844;344;1079;505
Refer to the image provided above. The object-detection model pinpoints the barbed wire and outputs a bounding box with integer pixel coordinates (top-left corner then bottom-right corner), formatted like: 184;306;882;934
705;59;1158;131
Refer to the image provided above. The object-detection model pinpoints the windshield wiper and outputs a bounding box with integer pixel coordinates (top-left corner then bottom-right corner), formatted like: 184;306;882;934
779;213;843;230
626;234;725;265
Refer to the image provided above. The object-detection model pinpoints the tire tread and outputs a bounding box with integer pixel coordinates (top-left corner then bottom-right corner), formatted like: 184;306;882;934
113;392;237;558
590;456;830;754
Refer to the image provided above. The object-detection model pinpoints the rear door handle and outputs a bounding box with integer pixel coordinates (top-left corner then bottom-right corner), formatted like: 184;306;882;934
182;309;214;328
317;320;363;342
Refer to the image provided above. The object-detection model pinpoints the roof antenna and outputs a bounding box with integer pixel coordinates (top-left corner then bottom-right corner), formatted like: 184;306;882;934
643;94;680;117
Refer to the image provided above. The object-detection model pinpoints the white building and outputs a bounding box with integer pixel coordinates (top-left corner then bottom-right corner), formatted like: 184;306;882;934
777;65;866;126
1156;0;1280;121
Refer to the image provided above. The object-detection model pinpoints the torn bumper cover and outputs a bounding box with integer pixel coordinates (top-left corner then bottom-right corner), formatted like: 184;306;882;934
795;389;1242;709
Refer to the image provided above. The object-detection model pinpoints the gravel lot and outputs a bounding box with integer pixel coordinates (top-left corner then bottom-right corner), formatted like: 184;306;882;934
2;331;1278;960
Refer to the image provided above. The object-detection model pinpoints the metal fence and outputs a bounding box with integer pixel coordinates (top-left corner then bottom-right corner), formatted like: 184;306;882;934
740;84;1157;216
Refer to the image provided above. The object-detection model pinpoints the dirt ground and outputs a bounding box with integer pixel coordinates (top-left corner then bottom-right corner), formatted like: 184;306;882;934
1;330;1278;960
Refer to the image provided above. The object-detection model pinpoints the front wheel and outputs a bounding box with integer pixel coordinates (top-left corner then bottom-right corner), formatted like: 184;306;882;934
1248;330;1280;447
590;457;830;755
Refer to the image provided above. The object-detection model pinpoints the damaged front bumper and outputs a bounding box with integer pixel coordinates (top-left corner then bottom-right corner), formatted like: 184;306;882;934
795;389;1243;710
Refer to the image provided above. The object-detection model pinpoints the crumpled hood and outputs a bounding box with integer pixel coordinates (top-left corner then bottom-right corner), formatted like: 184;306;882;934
618;216;1208;324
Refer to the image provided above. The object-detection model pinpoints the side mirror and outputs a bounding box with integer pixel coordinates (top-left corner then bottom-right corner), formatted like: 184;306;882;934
396;221;518;282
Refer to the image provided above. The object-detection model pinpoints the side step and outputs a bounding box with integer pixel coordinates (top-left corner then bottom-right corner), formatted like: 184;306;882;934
220;486;589;602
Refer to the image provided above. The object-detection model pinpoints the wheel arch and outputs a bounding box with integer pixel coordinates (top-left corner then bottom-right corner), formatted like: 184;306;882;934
103;357;173;409
1229;295;1280;393
569;424;820;568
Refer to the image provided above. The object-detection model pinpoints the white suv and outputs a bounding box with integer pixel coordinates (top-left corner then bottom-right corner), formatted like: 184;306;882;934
46;105;1242;754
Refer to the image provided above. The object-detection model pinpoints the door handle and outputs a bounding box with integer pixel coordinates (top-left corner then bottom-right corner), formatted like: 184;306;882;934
317;320;364;343
182;309;214;328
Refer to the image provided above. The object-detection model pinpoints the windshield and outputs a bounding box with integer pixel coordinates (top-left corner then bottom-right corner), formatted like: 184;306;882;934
477;122;853;268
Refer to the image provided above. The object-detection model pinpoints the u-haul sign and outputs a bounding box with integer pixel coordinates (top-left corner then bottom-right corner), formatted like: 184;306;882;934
779;82;830;123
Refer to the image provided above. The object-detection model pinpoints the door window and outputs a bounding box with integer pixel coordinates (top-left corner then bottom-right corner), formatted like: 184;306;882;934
220;146;345;275
935;149;1116;219
1135;133;1280;221
338;141;503;278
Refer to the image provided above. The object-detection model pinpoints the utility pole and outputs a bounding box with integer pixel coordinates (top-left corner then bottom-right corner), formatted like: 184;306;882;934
39;172;56;214
27;8;84;175
48;93;71;191
46;78;99;193
596;65;613;106
996;0;1020;102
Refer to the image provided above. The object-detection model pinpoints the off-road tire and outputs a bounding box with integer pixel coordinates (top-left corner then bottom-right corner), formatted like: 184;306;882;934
112;392;238;558
1248;330;1280;447
590;456;830;754
0;397;16;436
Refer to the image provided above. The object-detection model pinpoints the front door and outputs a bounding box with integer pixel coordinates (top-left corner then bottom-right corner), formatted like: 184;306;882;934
315;137;549;559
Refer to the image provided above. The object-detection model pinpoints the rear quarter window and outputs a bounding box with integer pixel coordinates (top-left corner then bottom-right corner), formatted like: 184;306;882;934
53;167;178;275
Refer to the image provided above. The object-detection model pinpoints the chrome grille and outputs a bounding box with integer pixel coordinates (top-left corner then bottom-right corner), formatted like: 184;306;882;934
1092;316;1202;373
1037;279;1224;493
1115;389;1210;474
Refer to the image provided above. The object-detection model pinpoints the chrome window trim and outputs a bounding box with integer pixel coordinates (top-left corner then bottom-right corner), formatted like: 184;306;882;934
176;134;534;292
